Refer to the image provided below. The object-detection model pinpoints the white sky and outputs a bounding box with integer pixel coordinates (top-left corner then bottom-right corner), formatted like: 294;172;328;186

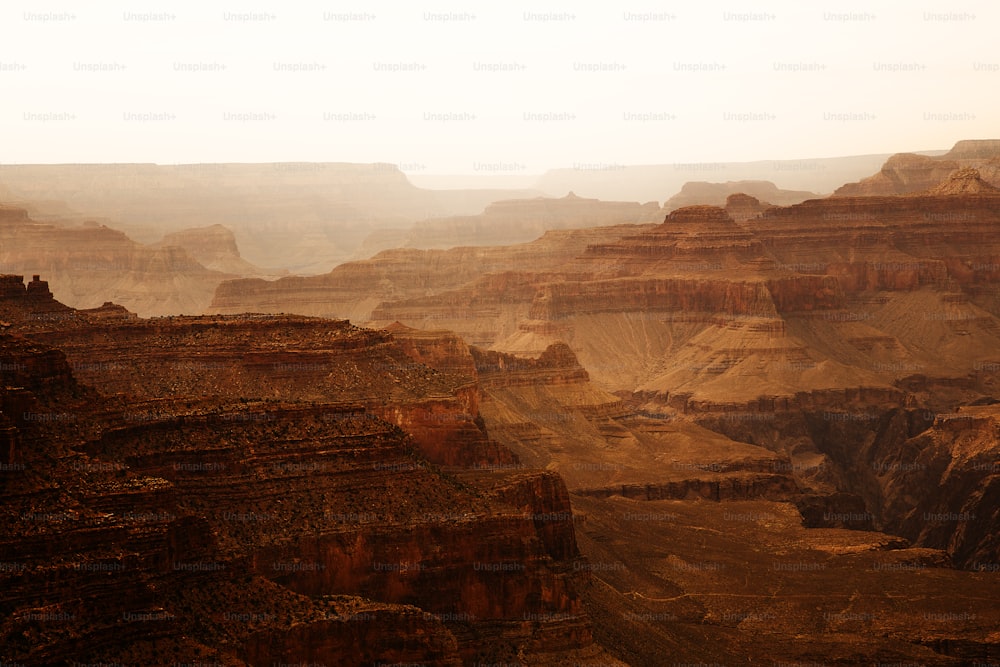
0;0;996;173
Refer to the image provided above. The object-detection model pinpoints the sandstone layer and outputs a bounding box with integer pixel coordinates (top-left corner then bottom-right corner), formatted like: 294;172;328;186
211;223;656;326
211;185;1000;580
397;323;1000;665
0;205;276;317
834;139;1000;197
663;180;819;211
153;224;287;277
0;278;623;666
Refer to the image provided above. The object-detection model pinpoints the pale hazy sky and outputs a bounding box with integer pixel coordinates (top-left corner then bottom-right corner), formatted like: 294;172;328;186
1;0;996;173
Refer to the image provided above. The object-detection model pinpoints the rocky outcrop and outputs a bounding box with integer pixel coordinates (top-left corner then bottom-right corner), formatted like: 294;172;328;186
211;223;655;320
928;167;1000;195
0;274;71;321
154;224;283;277
834;153;961;196
804;404;1000;569
0;288;619;664
384;321;479;380
0;209;245;316
473;342;591;387
664;180;818;211
724;192;775;222
835;140;1000;196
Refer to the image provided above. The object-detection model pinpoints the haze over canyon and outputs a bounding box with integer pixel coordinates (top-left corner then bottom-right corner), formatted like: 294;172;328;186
3;139;1000;666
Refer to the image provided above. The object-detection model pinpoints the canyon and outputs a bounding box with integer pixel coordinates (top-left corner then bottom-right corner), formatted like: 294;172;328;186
0;276;624;666
0;204;282;317
0;162;539;273
354;192;662;257
5;274;1000;665
207;143;1000;663
5;139;1000;665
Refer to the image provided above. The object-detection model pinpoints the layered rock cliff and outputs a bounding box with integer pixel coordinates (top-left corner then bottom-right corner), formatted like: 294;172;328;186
210;185;1000;585
459;334;1000;666
0;206;266;317
663;179;819;211
217;189;1000;411
798;403;1000;569
154;224;285;277
834;139;1000;196
1;279;626;665
211;223;656;322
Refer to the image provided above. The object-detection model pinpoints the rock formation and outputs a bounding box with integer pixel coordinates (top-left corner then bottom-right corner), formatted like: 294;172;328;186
834;139;1000;196
834;153;962;196
154;224;286;277
0;278;624;665
10;142;1000;665
0;206;266;317
927;167;1000;196
6;270;1000;664
468;336;1000;665
663;179;818;211
213;184;1000;587
211;223;657;323
723;192;776;222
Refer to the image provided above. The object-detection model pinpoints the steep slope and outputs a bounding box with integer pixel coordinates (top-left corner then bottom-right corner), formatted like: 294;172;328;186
0;277;623;665
218;188;1000;578
794;402;1000;569
211;223;656;322
153;224;285;277
0;206;247;317
834;139;1000;196
441;335;1000;666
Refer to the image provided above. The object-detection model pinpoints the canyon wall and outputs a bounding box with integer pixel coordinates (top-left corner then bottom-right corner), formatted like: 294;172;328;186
0;205;273;316
1;283;622;665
